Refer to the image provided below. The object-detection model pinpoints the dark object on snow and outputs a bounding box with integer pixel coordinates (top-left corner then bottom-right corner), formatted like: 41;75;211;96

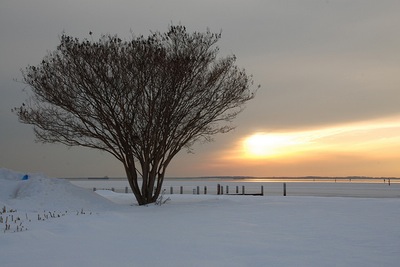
22;174;29;180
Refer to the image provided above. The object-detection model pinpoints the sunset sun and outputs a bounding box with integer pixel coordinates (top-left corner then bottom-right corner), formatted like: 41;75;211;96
243;133;296;158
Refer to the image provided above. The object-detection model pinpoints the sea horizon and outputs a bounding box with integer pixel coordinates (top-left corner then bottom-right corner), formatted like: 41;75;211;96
64;175;400;184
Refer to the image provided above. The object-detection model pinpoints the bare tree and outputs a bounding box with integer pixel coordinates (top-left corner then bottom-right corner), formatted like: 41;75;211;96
14;25;257;205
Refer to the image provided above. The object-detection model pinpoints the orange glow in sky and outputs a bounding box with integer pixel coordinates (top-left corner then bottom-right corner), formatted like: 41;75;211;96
210;115;400;177
242;117;400;159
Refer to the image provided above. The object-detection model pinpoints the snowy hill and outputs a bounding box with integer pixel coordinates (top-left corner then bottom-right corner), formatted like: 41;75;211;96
0;168;117;212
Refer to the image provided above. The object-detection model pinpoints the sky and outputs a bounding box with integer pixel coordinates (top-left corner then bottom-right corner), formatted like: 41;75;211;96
1;0;399;178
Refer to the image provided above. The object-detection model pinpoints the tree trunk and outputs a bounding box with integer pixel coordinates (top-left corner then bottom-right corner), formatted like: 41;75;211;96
152;173;165;202
124;161;147;205
123;160;164;206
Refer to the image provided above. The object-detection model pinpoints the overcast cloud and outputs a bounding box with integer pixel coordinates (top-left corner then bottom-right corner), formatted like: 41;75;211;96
1;0;399;177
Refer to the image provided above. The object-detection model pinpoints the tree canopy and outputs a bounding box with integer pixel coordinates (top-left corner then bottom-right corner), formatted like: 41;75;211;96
15;25;257;205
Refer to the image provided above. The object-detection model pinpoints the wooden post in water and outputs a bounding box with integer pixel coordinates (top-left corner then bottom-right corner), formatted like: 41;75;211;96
261;185;264;196
197;186;200;195
236;186;239;194
180;186;183;194
111;187;115;192
283;183;287;196
93;187;96;191
204;186;207;194
242;185;245;195
170;187;173;194
217;184;220;195
226;185;229;194
125;187;128;193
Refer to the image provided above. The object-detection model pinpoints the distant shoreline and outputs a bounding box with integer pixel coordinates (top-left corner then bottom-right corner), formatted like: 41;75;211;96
64;176;400;184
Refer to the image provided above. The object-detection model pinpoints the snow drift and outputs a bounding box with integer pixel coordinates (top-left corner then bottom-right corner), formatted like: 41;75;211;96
0;168;116;211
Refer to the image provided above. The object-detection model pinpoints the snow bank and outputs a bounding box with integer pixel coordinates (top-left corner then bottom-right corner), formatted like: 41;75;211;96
1;168;399;267
0;168;117;211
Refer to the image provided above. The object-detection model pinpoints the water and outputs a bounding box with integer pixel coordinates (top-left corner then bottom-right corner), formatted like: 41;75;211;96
66;176;400;198
166;176;400;184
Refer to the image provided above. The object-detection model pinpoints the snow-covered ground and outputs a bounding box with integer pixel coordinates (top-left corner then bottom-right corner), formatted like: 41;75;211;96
1;168;399;267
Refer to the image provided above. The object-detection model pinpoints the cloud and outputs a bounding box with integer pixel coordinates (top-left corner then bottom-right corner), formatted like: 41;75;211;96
1;0;400;177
